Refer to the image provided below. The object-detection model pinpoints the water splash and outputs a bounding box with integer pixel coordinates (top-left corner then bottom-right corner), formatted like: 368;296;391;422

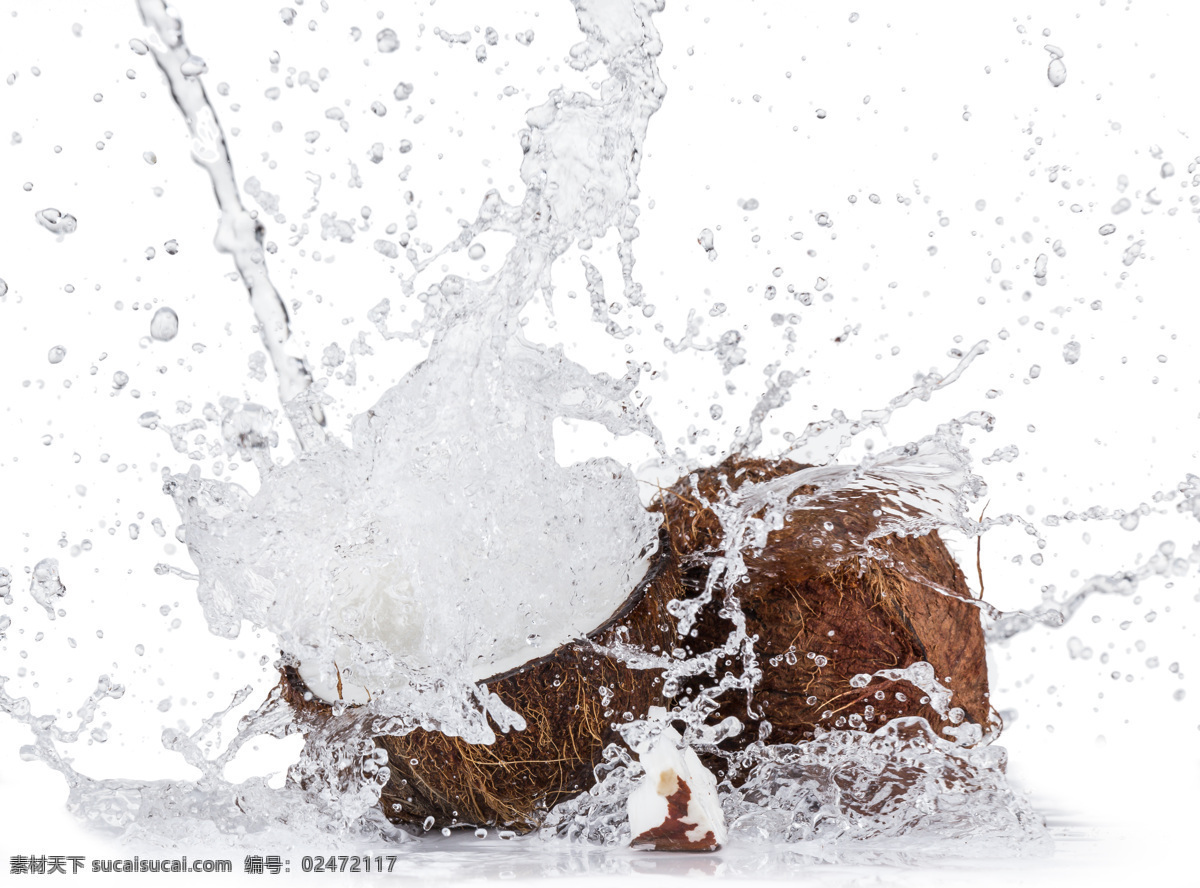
3;0;1195;867
7;0;1038;855
0;675;408;844
29;558;66;620
159;0;669;743
545;719;1050;863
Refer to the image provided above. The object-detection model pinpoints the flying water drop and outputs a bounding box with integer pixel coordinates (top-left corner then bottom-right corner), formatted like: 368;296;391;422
377;29;399;53
30;558;66;619
150;307;179;341
179;55;207;76
1047;58;1067;87
34;208;78;235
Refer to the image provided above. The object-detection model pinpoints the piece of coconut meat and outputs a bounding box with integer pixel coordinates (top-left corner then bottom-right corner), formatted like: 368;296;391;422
295;554;652;706
628;726;727;852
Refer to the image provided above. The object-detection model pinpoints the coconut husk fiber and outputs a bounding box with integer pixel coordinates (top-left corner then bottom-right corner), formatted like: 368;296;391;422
278;455;992;833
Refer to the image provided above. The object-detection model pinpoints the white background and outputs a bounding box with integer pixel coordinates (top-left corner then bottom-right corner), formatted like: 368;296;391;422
1;1;1197;885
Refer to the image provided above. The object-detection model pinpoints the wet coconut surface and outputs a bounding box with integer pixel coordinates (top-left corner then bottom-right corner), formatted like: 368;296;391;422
281;456;992;832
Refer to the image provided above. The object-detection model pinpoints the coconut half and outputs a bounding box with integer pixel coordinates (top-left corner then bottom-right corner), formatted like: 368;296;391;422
293;548;652;707
279;455;994;834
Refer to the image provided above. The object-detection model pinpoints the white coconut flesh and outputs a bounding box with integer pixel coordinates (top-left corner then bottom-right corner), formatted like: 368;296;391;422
628;726;727;852
296;553;652;707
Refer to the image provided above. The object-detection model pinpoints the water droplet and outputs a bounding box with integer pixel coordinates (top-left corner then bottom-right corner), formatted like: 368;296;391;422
1098;223;1116;236
1122;240;1144;267
0;279;7;299
280;8;296;25
138;411;161;429
47;345;67;364
377;29;399;53
150;307;180;341
112;371;130;389
180;55;207;77
143;151;157;164
467;243;486;260
1119;513;1139;531
34;208;78;235
1047;58;1067;87
815;108;826;119
1062;341;1081;365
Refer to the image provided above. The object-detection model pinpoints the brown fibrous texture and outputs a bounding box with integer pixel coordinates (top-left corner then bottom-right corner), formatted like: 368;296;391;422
278;455;993;833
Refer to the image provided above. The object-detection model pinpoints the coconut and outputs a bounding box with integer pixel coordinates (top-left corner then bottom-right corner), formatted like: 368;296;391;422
278;455;993;833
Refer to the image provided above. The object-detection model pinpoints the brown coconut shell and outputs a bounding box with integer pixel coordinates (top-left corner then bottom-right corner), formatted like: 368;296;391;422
278;455;992;833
